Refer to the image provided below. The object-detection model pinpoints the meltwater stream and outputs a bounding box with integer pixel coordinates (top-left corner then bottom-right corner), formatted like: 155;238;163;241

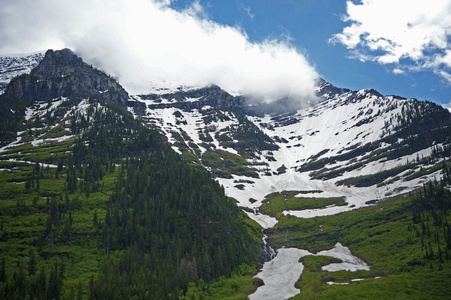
245;200;373;300
262;230;277;260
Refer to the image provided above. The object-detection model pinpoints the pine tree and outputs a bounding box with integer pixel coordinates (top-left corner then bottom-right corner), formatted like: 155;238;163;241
93;210;98;228
0;256;6;282
28;251;36;276
37;267;47;299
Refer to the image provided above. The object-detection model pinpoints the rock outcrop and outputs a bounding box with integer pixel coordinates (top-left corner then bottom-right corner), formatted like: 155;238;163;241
4;49;128;107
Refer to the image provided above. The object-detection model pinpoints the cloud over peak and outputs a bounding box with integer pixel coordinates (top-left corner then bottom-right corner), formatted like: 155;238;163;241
0;0;318;102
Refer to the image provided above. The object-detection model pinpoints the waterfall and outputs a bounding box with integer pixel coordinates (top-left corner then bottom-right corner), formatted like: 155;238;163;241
262;230;277;260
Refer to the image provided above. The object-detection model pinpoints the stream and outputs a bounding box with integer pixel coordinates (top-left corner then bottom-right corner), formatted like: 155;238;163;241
262;230;277;260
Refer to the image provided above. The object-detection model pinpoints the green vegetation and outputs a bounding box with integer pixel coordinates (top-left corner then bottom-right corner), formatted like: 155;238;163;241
264;163;451;299
0;98;261;299
181;264;262;300
405;163;443;182
335;163;413;187
215;114;278;157
0;94;31;145
259;191;346;219
310;162;364;180
1;139;73;164
181;150;201;166
277;165;287;175
90;154;257;298
0;155;116;299
202;149;259;178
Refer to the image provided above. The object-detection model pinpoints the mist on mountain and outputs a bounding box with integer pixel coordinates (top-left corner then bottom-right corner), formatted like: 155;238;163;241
0;0;318;105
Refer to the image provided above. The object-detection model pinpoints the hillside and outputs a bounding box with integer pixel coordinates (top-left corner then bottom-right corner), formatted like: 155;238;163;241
261;166;451;299
0;49;260;299
128;79;451;227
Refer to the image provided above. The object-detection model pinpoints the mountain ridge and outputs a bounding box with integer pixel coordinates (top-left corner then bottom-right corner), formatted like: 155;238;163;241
4;49;128;107
125;70;451;226
0;49;130;146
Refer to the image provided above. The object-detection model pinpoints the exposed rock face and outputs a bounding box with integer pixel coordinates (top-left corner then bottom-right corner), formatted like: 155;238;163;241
4;49;128;107
135;85;244;112
315;77;350;98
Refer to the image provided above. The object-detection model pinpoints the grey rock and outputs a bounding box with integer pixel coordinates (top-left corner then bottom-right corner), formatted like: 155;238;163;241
4;49;128;107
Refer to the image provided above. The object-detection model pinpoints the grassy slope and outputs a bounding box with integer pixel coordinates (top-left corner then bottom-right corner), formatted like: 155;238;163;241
265;189;451;299
181;169;451;299
0;133;265;299
11;163;447;299
259;191;346;219
183;187;451;299
0;140;119;298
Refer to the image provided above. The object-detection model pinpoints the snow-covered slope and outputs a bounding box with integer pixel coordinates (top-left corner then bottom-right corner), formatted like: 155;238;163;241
2;51;451;300
0;52;44;94
0;96;107;158
127;81;451;222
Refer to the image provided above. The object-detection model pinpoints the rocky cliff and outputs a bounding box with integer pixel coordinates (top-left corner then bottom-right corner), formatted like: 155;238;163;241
4;49;128;107
0;49;129;144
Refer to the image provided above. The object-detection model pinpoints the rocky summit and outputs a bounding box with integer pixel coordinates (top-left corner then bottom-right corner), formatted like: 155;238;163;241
4;49;128;107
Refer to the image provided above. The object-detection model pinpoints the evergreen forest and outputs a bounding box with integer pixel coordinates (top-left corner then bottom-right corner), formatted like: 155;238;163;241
0;98;260;299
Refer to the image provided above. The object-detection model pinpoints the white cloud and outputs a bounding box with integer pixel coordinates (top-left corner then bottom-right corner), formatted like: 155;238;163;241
331;0;451;82
393;68;405;75
0;0;317;103
244;7;255;19
442;100;451;112
439;70;451;83
238;3;255;20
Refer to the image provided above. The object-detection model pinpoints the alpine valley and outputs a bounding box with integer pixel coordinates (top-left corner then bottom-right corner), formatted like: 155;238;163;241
1;49;451;299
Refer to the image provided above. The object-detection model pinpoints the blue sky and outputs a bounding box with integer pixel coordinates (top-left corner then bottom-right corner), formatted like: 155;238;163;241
170;0;451;105
1;0;450;106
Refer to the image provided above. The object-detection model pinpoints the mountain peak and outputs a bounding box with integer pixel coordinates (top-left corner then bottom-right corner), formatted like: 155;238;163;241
315;78;351;98
4;48;129;107
44;48;76;59
33;48;83;77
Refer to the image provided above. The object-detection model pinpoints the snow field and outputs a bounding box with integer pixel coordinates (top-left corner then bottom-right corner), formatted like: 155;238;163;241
249;248;311;300
131;92;445;226
250;243;371;300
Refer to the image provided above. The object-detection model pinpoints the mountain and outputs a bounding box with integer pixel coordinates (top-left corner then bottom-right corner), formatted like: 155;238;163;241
124;76;451;299
127;77;451;225
0;49;129;146
1;49;451;299
4;49;128;107
0;49;260;299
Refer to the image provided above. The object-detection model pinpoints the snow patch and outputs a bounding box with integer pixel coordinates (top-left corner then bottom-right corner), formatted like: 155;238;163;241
317;242;369;272
250;243;371;299
244;211;278;229
249;248;312;300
